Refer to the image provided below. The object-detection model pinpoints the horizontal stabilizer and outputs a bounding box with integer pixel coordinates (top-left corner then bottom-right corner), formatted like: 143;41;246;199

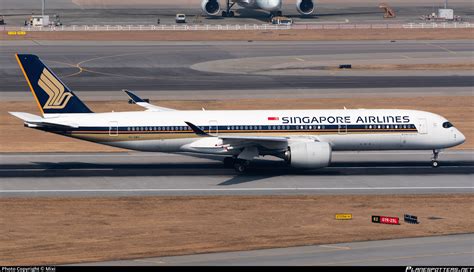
9;112;78;129
9;112;42;122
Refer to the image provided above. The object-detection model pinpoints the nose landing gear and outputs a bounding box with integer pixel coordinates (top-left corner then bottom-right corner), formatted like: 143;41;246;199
431;149;440;167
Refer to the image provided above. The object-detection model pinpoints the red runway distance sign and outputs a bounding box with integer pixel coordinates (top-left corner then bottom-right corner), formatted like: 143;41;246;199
380;216;399;225
372;215;400;225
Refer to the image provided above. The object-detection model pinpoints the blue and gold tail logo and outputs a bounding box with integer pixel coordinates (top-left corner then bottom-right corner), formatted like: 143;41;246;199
16;54;92;115
37;68;73;109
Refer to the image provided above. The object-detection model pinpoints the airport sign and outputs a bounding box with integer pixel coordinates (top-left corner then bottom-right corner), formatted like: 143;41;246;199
404;214;419;224
335;213;352;220
372;215;399;225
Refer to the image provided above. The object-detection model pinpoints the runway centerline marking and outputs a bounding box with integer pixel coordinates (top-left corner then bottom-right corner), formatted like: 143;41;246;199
0;187;472;194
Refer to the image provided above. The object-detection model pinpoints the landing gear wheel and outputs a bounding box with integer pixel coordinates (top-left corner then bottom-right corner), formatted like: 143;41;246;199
222;11;228;17
229;11;235;17
223;157;235;168
276;11;282;16
233;159;249;173
431;149;440;168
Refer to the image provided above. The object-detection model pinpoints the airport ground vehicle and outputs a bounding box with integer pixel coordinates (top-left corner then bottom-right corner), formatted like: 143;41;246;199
175;13;186;23
271;16;293;25
12;54;465;172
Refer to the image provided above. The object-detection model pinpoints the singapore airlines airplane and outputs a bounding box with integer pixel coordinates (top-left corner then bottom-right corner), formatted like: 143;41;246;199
11;54;465;172
202;0;315;17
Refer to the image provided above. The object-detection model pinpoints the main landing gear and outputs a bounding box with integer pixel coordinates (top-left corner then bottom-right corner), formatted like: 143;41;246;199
223;157;250;173
222;0;235;17
431;149;440;168
270;11;283;18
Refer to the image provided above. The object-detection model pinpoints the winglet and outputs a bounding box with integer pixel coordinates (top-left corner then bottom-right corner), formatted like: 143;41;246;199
123;89;146;103
185;121;210;136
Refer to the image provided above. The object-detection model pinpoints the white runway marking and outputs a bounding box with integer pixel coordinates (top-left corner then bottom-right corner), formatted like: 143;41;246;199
1;187;472;194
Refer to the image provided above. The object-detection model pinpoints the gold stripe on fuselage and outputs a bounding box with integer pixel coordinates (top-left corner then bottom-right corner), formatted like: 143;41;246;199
67;130;418;142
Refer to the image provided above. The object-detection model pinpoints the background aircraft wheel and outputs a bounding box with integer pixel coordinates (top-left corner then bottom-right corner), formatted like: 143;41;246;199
229;11;235;17
432;160;439;168
234;159;249;173
222;11;228;17
223;157;235;168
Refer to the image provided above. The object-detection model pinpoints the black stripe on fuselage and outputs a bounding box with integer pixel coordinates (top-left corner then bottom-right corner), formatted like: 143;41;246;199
42;124;419;135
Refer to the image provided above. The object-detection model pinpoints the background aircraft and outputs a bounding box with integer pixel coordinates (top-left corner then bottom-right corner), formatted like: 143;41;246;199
201;0;315;17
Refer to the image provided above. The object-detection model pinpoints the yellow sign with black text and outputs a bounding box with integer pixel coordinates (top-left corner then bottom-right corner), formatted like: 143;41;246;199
335;214;353;220
7;31;26;36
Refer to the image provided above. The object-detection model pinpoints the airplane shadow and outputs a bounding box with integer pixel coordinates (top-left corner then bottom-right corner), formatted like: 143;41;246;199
2;160;472;183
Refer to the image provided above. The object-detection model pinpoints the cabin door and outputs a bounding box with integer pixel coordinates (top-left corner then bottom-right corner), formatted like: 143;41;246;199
109;121;118;136
209;120;218;136
417;118;427;134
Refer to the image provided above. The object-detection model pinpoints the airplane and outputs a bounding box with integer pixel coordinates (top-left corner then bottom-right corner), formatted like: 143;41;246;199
201;0;315;18
11;54;465;173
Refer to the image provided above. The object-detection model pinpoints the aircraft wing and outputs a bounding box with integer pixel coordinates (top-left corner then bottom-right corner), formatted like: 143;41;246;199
185;121;288;159
124;90;176;112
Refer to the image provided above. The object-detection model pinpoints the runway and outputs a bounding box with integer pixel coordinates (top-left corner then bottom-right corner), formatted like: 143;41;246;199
1;40;473;95
76;234;474;266
1;150;472;197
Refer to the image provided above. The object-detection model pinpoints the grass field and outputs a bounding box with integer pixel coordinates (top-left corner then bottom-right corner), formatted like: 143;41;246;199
1;194;473;265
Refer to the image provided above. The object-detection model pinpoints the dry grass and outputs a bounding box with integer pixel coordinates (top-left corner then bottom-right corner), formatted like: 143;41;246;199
1;194;473;265
1;96;473;152
2;28;473;41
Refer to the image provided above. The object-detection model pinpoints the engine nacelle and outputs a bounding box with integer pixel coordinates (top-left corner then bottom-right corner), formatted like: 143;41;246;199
286;141;331;169
296;0;315;15
201;0;220;16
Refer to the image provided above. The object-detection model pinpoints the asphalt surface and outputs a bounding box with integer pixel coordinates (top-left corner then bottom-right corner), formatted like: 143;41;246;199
75;234;474;266
1;40;473;95
1;150;472;197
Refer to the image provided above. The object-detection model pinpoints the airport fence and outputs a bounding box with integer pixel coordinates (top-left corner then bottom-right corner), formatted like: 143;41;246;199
292;22;473;29
13;24;291;31
2;22;472;32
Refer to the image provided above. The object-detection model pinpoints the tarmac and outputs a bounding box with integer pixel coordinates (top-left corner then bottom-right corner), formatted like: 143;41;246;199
74;233;474;266
1;150;472;197
1;40;473;96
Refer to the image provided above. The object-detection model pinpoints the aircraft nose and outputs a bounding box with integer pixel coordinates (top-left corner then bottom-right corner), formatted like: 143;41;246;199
455;130;466;145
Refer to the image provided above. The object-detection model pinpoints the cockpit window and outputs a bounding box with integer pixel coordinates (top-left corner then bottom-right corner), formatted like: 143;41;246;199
442;121;454;128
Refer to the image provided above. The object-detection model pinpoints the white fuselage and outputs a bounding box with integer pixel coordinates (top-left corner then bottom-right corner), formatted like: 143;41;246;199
236;0;282;11
44;109;465;156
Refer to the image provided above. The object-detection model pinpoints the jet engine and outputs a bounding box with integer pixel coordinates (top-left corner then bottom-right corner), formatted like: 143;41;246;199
201;0;220;16
296;0;315;15
285;141;331;168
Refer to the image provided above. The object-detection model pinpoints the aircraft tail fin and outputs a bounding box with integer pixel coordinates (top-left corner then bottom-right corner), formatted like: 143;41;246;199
15;54;93;116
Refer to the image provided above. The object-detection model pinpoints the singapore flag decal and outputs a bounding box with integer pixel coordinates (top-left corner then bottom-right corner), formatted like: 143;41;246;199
267;117;279;121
